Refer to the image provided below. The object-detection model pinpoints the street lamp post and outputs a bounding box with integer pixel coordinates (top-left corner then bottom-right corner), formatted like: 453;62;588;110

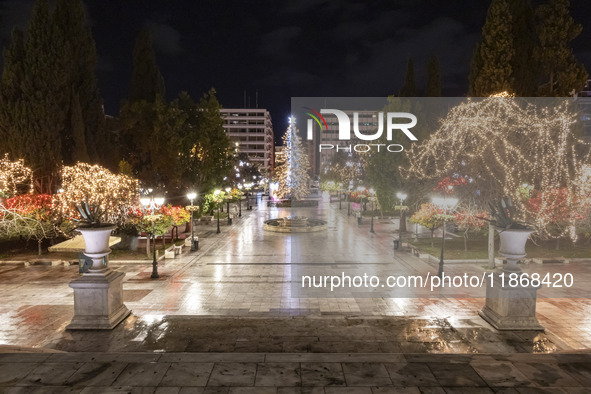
432;196;458;278
187;192;197;251
347;189;352;217
238;185;242;217
396;192;407;250
369;196;377;233
356;186;364;224
225;187;232;225
246;183;253;210
140;196;165;279
214;189;221;234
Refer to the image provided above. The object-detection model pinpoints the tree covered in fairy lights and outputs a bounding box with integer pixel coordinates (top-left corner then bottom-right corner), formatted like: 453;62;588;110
59;162;139;226
405;94;591;241
273;117;311;200
0;154;34;197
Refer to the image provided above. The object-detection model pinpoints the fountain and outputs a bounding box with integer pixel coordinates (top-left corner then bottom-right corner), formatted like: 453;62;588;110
263;216;327;233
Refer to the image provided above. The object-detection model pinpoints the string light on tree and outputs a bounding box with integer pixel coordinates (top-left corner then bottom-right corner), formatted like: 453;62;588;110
405;93;591;241
59;162;139;225
273;116;311;200
0;154;34;197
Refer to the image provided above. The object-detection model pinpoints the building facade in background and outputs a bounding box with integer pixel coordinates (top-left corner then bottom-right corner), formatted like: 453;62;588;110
220;109;274;174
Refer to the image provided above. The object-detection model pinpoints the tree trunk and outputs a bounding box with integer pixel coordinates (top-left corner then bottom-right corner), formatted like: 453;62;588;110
430;229;434;248
488;223;495;269
400;210;407;233
556;237;560;250
464;234;468;251
146;236;150;258
38;239;42;256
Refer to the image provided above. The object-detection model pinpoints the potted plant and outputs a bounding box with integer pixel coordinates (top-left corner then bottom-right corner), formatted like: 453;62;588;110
68;199;130;330
73;199;116;273
114;221;140;251
478;197;543;331
482;197;534;271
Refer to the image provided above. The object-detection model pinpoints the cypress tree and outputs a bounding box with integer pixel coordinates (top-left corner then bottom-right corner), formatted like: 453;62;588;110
129;29;165;103
470;0;514;96
0;28;27;159
53;0;105;163
510;0;538;96
21;0;64;192
536;0;588;96
468;44;483;97
399;57;416;97
0;0;107;191
425;56;442;97
70;90;90;163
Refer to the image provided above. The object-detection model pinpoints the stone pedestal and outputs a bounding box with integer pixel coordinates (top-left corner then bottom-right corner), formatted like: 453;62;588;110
67;225;130;330
67;269;131;330
479;272;543;331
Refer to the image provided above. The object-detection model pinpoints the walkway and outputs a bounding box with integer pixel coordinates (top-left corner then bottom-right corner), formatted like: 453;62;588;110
1;351;590;392
0;197;590;390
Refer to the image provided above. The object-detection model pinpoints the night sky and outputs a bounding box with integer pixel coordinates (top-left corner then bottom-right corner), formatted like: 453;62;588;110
1;0;591;142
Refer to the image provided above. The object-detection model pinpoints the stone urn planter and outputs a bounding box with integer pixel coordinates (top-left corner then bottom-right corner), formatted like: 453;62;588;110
497;228;534;271
67;222;131;330
76;225;116;273
479;198;542;331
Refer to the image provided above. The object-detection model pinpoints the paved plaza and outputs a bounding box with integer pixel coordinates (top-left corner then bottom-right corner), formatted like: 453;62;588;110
0;199;590;391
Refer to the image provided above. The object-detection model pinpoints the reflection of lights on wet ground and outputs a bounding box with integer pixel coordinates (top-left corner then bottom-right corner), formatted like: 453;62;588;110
214;265;224;282
131;314;165;342
183;283;204;314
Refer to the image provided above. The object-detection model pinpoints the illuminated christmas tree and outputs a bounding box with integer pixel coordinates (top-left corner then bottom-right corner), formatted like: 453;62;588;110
274;117;311;200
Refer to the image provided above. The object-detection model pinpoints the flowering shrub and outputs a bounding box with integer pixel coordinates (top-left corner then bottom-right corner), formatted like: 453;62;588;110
114;207;144;236
525;187;587;241
0;194;56;220
228;188;243;202
202;191;225;214
410;203;445;232
454;210;488;230
320;182;341;191
410;203;453;245
0;194;69;255
454;209;488;251
136;213;174;237
434;176;468;194
526;188;583;225
350;189;371;203
160;205;190;226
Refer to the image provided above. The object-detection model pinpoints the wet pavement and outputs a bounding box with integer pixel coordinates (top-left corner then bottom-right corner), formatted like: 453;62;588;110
0;197;591;390
1;351;590;392
0;198;589;353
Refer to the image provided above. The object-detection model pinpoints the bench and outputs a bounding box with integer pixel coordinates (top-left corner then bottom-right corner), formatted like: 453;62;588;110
200;215;214;225
173;245;182;256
